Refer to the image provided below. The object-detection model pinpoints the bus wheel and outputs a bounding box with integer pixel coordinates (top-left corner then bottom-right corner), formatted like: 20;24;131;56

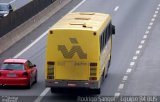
92;88;101;94
51;88;57;93
105;57;111;78
102;70;106;80
108;56;111;68
105;68;108;78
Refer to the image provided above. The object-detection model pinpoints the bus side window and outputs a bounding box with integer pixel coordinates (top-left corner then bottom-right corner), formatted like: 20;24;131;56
100;23;113;52
104;30;107;45
105;25;110;44
103;32;105;48
100;32;105;52
100;35;103;52
101;33;104;51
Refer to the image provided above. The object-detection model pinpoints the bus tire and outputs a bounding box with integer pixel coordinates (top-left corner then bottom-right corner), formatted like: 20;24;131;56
102;70;106;80
51;88;59;93
92;88;101;94
105;56;111;78
104;68;108;78
108;56;111;68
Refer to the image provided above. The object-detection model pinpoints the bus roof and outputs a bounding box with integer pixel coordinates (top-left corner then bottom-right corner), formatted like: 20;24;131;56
51;12;111;32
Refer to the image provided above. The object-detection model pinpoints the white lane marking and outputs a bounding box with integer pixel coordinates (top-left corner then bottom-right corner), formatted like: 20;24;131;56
115;3;159;97
138;44;143;48
69;0;86;13
149;22;153;26
123;76;128;81
136;50;140;54
34;88;50;102
141;40;145;44
133;56;137;60
143;35;147;39
153;14;157;18
155;11;159;14
145;30;149;34
138;45;142;49
151;18;155;22
118;84;124;89
130;62;135;66
10;0;16;3
14;31;48;58
14;0;86;58
126;68;132;73
147;26;151;30
114;6;119;11
34;0;86;102
114;93;120;97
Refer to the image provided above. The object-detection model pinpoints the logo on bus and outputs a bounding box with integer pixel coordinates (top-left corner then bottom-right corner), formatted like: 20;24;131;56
58;38;87;59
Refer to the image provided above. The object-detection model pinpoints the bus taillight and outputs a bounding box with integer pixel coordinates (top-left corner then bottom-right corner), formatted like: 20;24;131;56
47;61;55;79
89;77;97;80
90;63;97;80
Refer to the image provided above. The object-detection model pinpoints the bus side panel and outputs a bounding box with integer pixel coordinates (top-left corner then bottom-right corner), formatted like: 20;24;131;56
100;37;112;76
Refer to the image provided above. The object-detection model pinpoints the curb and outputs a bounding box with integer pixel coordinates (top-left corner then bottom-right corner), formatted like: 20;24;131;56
0;0;71;54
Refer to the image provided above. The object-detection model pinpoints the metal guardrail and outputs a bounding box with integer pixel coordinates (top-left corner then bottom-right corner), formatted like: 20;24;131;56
0;0;54;37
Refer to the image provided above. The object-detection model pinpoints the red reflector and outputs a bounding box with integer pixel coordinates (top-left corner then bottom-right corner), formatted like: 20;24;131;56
90;77;97;80
68;83;76;87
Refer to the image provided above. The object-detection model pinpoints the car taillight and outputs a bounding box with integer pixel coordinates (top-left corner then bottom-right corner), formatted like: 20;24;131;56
0;72;1;77
22;72;28;77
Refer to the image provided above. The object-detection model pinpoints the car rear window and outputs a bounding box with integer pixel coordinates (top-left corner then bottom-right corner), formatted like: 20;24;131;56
0;63;25;70
0;4;9;11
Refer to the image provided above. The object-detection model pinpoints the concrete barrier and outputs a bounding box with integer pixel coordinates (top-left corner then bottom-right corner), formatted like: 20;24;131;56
0;0;53;37
0;0;71;54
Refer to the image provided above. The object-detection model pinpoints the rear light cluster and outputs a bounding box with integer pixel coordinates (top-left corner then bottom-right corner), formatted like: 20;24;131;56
22;72;28;77
0;72;1;77
47;61;54;79
89;63;97;80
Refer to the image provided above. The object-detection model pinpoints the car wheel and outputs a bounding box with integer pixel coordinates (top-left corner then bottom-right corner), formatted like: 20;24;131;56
34;72;37;83
27;78;32;89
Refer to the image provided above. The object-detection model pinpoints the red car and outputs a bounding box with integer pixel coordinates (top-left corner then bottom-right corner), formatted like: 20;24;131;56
0;59;37;88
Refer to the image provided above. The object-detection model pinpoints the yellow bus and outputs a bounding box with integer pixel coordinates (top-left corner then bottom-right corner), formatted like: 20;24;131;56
45;12;115;94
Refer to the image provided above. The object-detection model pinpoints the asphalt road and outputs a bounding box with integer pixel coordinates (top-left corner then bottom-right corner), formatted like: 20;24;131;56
1;0;160;102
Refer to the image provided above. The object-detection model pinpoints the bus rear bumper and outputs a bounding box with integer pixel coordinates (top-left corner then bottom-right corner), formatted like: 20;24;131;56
45;80;100;89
